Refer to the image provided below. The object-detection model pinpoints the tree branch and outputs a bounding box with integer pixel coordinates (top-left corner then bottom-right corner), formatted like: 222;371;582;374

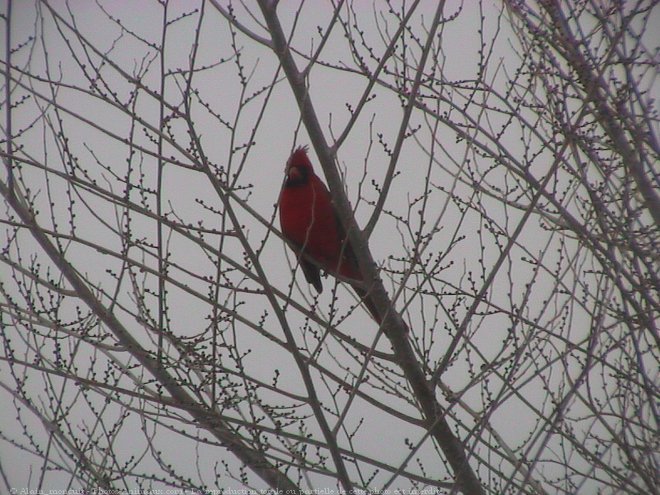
256;2;484;493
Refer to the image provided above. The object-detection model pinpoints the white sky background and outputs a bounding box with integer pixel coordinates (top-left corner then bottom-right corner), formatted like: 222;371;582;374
1;0;657;493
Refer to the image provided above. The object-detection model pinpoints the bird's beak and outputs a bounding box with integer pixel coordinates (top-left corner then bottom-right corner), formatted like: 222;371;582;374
287;166;301;181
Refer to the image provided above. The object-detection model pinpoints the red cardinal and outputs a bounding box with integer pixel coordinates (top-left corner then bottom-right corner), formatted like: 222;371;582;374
278;146;379;320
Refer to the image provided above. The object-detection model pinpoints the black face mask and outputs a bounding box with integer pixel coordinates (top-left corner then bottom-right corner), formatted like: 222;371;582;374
284;165;310;187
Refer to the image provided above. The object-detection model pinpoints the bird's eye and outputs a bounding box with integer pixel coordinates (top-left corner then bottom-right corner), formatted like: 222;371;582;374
288;166;302;181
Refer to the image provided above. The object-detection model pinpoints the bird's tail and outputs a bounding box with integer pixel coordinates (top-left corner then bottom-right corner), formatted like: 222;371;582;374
352;285;410;333
352;286;380;323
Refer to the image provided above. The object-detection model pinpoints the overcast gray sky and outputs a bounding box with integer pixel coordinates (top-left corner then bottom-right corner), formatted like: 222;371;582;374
2;1;658;493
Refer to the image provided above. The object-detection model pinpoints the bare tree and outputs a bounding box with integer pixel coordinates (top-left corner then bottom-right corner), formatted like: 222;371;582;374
1;1;657;494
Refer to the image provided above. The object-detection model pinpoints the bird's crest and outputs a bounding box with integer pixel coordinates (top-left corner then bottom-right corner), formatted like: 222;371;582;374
287;146;313;171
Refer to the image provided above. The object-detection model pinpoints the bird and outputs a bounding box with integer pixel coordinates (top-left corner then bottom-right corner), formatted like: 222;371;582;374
278;146;380;321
